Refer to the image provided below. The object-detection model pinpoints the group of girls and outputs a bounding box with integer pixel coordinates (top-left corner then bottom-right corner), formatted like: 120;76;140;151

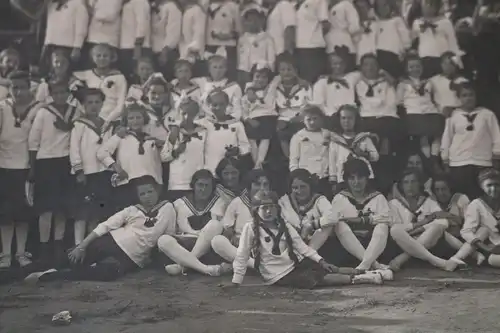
0;0;500;289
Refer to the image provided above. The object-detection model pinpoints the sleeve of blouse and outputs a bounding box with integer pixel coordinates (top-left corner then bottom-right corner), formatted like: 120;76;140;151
134;0;150;41
328;141;337;182
318;194;343;228
164;5;182;49
104;75;127;123
461;201;482;244
96;134;121;167
288;133;301;171
487;110;500;160
28;109;45;152
232;222;253;284
440;116;454;164
442;19;461;56
371;195;393;225
236;122;251;155
74;1;90;48
288;225;322;262
364;137;379;162
222;199;239;229
396;17;411;51
281;1;297;28
345;2;361;35
69;122;85;173
389;200;405;225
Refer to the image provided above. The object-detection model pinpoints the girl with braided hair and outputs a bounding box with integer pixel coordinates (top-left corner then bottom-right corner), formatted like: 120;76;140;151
231;190;383;289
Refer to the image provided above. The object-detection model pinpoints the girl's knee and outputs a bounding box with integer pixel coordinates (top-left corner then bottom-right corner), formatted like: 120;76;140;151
157;235;177;252
334;221;353;235
373;223;389;235
390;224;407;239
211;235;229;252
487;254;500;267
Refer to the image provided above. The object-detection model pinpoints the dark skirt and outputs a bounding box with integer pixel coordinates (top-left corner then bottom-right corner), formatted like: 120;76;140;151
377;50;403;79
245;116;278;140
72;171;114;222
361;116;402;142
405;113;445;137
295;48;328;84
274;258;327;289
421;56;442;79
0;168;34;224
277;121;305;142
118;48;152;82
34;157;74;215
113;182;137;212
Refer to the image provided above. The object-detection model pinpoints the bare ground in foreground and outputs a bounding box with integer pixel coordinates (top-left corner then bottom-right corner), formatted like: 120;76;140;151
0;267;499;333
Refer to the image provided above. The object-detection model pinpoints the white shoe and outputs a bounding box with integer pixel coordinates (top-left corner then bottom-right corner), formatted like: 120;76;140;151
218;262;233;275
24;269;57;284
0;254;11;269
352;272;383;285
16;253;32;267
165;264;184;276
369;269;394;281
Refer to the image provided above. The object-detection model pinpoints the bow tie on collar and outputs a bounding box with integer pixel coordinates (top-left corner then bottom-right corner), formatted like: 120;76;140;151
214;123;229;130
411;210;422;224
362;21;372;34
463;113;477;131
414;81;427;96
327;77;349;89
144;210;159;228
365;81;381;97
420;21;437;33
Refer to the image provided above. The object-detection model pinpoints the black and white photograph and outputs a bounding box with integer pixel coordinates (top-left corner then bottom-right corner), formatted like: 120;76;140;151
1;0;500;331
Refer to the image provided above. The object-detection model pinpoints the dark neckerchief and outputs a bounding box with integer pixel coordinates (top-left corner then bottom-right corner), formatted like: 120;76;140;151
74;116;105;144
135;200;170;228
261;223;286;255
127;130;148;155
290;193;321;219
45;102;78;132
7;98;39;128
396;195;428;224
363;78;385;97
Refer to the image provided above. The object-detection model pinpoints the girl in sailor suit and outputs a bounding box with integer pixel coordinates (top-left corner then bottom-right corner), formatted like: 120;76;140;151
240;64;277;169
157;170;229;276
279;169;332;250
329;105;378;193
312;51;360;130
324;0;360;70
452;169;500;268
355;54;400;158
389;169;466;271
269;53;312;158
170;59;202;115
74;44;127;130
97;103;163;211
0;71;40;269
397;54;443;161
198;89;250;174
303;158;393;276
161;99;207;201
411;0;461;78
430;174;485;266
372;0;411;79
194;49;243;120
28;81;82;265
70;88;113;246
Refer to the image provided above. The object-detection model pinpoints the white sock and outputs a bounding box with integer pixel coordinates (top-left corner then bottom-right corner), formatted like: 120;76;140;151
0;224;14;255
53;213;66;241
39;212;52;243
15;223;29;255
74;220;86;245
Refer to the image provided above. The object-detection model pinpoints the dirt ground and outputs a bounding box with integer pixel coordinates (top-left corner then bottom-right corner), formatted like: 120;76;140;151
1;266;499;333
